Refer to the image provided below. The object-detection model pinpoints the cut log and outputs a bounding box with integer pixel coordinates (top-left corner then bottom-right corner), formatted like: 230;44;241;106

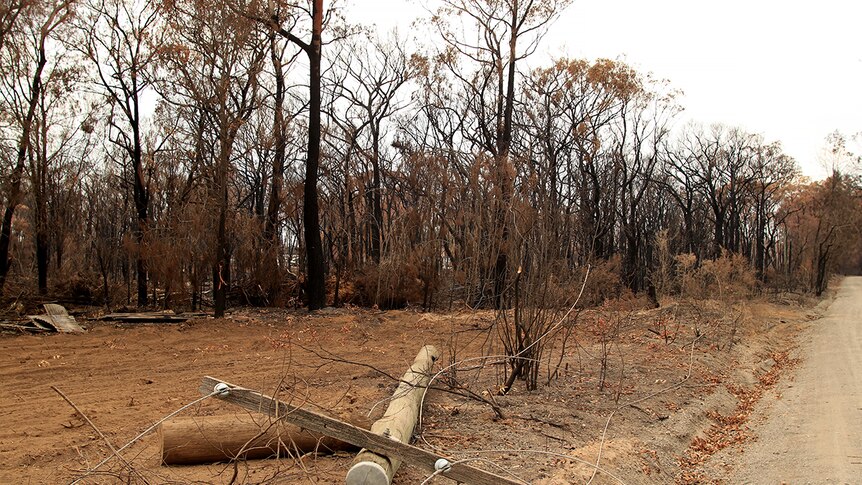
160;414;357;465
345;345;440;485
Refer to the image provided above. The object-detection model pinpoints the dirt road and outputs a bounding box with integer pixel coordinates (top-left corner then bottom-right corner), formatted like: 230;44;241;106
727;277;862;483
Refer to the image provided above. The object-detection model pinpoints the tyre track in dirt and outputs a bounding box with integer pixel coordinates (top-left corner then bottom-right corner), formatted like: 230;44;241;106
720;277;862;483
0;311;453;484
0;324;255;483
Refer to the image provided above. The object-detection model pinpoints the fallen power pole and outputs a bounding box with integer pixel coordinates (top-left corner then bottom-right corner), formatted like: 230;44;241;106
200;354;519;485
346;345;439;485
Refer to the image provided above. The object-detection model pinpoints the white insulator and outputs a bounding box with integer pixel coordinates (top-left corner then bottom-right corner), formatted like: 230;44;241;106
434;458;452;472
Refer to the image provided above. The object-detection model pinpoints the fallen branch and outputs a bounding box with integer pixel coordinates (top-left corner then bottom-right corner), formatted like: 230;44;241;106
71;387;222;484
51;386;148;484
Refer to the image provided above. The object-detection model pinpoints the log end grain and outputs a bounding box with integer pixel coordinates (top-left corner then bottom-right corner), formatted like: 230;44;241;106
345;460;390;485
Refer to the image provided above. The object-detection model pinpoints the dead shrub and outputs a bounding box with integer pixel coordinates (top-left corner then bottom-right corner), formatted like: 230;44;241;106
764;266;807;293
675;253;699;298
674;251;757;300
595;299;637;394
54;273;99;305
696;251;757;299
577;255;629;307
495;260;583;393
353;258;435;309
328;274;357;306
652;229;676;301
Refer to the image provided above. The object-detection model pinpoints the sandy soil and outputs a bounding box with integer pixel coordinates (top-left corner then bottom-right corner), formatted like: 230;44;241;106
706;277;861;484
0;293;824;484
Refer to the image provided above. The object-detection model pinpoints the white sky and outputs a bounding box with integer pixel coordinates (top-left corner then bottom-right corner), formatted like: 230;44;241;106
345;0;862;179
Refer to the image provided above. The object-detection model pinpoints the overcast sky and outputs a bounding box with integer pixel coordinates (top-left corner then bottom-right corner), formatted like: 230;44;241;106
346;0;862;179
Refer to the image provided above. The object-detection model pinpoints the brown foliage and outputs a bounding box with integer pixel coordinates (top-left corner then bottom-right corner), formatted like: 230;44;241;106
353;255;437;310
53;273;99;305
578;256;629;307
673;252;757;301
3;0;860;333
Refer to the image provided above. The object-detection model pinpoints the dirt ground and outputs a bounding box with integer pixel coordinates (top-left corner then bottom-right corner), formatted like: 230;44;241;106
0;289;830;484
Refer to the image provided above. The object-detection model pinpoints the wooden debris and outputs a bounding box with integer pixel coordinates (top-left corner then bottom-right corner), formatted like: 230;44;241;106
160;414;358;465
199;375;519;485
0;322;50;333
346;345;440;485
27;304;84;333
99;311;205;323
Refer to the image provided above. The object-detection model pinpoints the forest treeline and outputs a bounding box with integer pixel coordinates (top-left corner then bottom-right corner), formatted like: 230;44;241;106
1;0;861;315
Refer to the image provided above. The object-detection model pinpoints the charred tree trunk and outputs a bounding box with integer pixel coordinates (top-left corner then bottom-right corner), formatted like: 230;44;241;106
712;209;725;258
491;3;519;310
36;232;49;293
755;209;767;280
264;32;287;300
213;133;233;318
369;130;383;264
33;103;49;295
302;0;326;310
623;229;640;292
132;118;148;307
815;241;832;296
213;200;229;317
35;155;48;294
0;40;47;295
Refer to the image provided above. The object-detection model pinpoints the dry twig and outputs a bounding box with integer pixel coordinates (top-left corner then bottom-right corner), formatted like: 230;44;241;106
585;332;705;485
51;386;149;484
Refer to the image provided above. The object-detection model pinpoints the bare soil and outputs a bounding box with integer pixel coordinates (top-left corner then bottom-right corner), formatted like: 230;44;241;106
0;292;826;484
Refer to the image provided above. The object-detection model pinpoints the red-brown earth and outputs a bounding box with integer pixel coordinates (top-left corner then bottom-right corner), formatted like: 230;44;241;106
0;289;829;484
